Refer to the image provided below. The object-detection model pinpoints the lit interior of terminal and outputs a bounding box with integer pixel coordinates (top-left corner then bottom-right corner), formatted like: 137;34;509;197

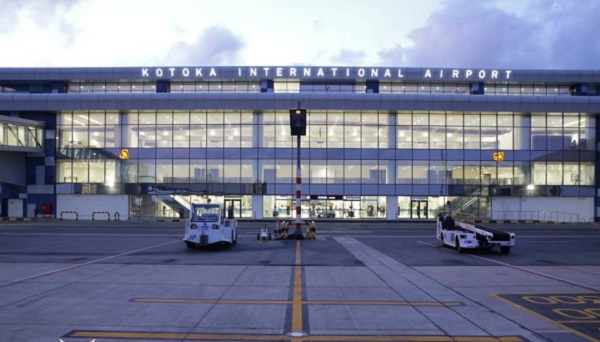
1;66;599;221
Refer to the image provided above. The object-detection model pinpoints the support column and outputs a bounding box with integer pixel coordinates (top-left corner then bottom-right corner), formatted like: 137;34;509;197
295;135;303;238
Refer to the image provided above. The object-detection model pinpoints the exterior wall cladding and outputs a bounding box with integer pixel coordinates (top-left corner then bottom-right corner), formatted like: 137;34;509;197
1;66;600;222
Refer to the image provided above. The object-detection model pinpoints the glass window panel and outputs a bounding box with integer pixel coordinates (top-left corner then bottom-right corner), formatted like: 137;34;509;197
397;126;412;149
446;112;463;126
464;113;480;127
173;125;190;148
412;126;429;149
498;127;513;149
429;127;445;149
563;163;578;185
240;111;254;124
88;112;104;126
361;160;378;184
156;125;172;148
396;160;411;184
207;125;223;148
122;159;138;183
397;112;411;125
345;112;361;125
547;163;562;185
191;159;207;182
345;125;361;148
173;111;189;125
223;160;240;183
241;125;253;148
309;125;327;148
89;128;104;147
191;111;206;124
513;161;529;185
89;159;105;183
481;162;497;185
57;160;72;183
106;111;119;124
224;111;240;124
446;126;463;149
481;113;496;126
447;161;463;184
531;114;545;127
241;160;254;183
139;111;156;125
481;127;497;149
224;124;241;147
464;163;480;185
361;126;378;148
106;160;118;185
207;111;224;124
172;159;189;183
327;124;343;148
547;113;563;127
72;160;88;183
206;159;223;183
580;162;594;185
429;113;445;126
412;161;428;184
429;160;445;184
532;162;546;185
412;112;428;125
497;113;513;126
309;161;327;184
156;159;173;183
345;160;361;183
139;159;156;183
157;111;173;125
72;126;88;147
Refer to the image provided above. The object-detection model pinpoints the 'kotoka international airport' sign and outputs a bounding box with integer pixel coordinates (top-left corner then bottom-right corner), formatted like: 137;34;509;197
140;66;513;81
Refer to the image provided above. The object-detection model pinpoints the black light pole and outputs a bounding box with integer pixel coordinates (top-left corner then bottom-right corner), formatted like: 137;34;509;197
289;103;307;239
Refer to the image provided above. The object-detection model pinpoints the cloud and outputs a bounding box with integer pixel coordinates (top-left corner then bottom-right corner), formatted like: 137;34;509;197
163;26;245;65
378;0;600;69
330;49;367;65
0;0;81;44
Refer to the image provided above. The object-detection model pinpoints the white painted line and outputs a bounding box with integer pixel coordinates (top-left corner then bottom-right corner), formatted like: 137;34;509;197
416;241;600;292
0;240;179;289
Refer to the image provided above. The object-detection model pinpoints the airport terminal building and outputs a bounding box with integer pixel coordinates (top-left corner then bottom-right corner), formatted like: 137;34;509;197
1;66;599;221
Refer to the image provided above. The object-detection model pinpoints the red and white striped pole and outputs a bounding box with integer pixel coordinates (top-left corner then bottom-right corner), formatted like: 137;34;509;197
295;134;303;238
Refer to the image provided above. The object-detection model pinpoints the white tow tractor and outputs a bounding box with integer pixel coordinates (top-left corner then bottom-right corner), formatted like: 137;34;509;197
436;214;515;254
184;203;237;248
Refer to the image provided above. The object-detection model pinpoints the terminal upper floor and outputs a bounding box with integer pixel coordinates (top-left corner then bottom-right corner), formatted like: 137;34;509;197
0;66;599;96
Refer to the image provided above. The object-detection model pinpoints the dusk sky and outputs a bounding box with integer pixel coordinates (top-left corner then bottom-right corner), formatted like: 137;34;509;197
0;0;598;69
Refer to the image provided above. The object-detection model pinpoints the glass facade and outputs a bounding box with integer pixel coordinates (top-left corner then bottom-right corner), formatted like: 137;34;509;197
55;109;596;219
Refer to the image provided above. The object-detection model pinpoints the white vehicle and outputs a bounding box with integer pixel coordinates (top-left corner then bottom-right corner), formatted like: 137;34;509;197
436;214;515;254
184;203;237;248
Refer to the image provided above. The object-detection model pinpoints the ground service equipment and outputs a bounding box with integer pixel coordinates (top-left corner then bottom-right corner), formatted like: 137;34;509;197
183;203;237;248
436;214;515;254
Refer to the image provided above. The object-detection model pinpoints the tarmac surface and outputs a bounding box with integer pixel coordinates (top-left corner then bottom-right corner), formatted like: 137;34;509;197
0;220;599;342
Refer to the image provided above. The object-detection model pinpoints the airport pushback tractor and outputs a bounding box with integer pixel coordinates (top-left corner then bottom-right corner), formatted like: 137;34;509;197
184;203;237;248
436;214;515;254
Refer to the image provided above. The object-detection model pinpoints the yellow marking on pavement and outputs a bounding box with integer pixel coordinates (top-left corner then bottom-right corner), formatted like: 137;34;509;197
292;240;303;332
133;298;291;305
311;300;460;307
69;331;523;341
492;293;598;342
133;298;462;307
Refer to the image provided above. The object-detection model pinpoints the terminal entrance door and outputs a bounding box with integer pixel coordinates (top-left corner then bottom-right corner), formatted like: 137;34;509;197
410;199;428;219
225;199;242;219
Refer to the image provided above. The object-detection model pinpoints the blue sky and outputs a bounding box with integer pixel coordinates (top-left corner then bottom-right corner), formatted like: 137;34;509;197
0;0;598;69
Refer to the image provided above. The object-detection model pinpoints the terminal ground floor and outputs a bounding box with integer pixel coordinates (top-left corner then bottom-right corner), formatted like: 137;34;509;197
4;194;589;222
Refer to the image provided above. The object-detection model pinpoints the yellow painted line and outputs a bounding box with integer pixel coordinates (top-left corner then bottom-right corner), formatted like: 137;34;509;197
302;300;462;307
557;320;600;324
69;331;523;342
133;298;291;305
71;331;286;340
292;240;303;332
133;298;461;307
492;293;599;342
